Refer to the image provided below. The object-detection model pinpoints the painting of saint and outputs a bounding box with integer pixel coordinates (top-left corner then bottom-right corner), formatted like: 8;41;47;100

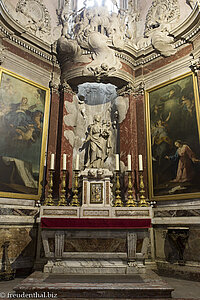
0;68;49;199
146;73;200;199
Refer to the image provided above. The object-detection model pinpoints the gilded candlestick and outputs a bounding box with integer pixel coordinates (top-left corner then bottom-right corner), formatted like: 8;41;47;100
44;169;54;206
71;170;80;206
138;171;148;207
58;169;67;206
126;171;136;207
113;171;123;207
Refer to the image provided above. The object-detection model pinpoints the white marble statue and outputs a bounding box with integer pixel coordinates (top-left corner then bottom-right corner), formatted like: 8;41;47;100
81;115;113;168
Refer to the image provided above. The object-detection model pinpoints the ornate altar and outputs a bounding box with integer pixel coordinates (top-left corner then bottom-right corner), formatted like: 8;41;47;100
39;0;153;276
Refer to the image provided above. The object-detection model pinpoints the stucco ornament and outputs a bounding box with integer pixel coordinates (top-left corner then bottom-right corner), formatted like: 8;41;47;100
144;0;180;56
15;0;51;42
57;4;130;79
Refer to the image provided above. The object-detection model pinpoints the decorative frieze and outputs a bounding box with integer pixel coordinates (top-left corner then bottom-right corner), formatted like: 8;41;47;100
42;209;78;216
83;210;110;217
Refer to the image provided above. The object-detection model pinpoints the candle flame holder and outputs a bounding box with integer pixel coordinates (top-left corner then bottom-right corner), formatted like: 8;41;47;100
44;169;55;206
126;171;136;207
58;169;67;206
113;171;123;207
138;171;149;207
71;170;80;206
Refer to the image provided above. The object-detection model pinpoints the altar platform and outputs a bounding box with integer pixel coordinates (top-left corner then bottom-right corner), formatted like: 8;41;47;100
14;270;173;299
26;206;174;298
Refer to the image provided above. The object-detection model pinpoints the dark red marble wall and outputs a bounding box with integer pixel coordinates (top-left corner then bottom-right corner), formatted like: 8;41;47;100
45;87;61;198
60;89;74;190
119;92;148;198
143;45;193;76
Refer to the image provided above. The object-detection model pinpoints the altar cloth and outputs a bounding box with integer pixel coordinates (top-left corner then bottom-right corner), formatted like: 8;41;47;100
41;217;151;229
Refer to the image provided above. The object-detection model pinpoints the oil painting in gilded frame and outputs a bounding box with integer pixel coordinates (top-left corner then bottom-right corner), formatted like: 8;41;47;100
0;68;50;200
145;72;200;200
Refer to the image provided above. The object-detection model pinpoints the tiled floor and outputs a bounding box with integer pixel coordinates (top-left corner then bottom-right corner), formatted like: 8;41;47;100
0;274;200;299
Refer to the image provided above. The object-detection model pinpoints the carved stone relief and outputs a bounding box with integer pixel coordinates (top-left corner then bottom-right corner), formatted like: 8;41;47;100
2;0;197;60
14;0;52;42
117;81;145;97
57;5;130;78
143;0;180;56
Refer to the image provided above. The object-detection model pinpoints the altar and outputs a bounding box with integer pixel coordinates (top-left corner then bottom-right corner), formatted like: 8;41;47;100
40;206;152;275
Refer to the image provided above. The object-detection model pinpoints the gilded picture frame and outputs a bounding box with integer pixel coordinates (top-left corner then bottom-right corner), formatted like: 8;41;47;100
0;68;50;200
145;72;200;200
90;183;103;204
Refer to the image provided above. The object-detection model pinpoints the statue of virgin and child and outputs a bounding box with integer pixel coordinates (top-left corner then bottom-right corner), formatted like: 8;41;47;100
80;115;113;168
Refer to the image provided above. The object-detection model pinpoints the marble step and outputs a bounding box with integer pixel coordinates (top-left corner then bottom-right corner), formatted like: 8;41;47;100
43;258;134;274
14;271;173;299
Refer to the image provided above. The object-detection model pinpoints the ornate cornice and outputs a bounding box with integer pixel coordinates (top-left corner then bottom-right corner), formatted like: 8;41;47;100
0;23;53;62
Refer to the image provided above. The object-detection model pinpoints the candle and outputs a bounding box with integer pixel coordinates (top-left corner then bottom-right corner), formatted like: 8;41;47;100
63;154;67;170
50;153;55;170
115;154;119;171
135;0;138;10
75;154;79;170
127;154;132;171
138;154;143;171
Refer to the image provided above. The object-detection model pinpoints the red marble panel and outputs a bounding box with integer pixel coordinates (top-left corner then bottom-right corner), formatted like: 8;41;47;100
143;45;192;76
3;40;53;72
121;62;135;77
119;94;138;198
136;93;148;195
60;90;74;189
46;88;60;198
